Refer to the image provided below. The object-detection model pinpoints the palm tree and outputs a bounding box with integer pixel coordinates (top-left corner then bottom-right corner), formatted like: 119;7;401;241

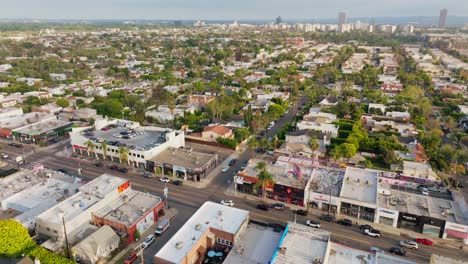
168;94;175;128
254;161;274;199
247;137;259;159
308;136;320;156
85;140;96;159
100;142;108;161
118;146;129;166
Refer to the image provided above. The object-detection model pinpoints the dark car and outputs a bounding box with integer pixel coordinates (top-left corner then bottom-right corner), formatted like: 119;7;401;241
337;219;353;227
229;159;237;166
143;173;152;178
319;215;336;222
118;167;128;173
57;168;70;174
271;203;285;210
9;143;23;148
295;209;308;216
95;162;103;167
108;165;119;170
389;247;407;256
257;204;269;211
172;180;183;186
359;224;372;230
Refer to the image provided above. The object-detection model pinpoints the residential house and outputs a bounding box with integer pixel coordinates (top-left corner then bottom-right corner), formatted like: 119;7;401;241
72;225;120;264
296;121;339;138
318;96;338;108
201;125;234;142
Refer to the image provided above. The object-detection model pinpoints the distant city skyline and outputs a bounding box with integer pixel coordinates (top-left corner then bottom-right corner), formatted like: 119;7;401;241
0;0;467;20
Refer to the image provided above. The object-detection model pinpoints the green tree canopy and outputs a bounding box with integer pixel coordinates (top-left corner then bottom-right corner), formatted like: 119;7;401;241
0;219;35;257
56;98;70;108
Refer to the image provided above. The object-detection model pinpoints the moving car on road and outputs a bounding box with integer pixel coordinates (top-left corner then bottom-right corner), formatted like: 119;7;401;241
221;166;230;172
389;247;407;256
336;219;353;227
0;153;8;159
305;220;321;228
240;162;248;170
256;204;269;211
8;143;23;148
94;162;103;167
319;215;336;222
369;247;384;254
359;224;372;230
415;238;434;246
228;159;237;166
142;234;155;250
160;177;170;183
399;240;418;249
143;173;152;178
172;180;183;186
364;228;381;238
221;200;234;206
295;209;308;216
271;203;285;210
118;167;128;173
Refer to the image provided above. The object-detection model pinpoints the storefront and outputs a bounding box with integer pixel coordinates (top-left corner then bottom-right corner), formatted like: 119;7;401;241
307;192;340;214
376;208;399;228
273;184;304;206
420;216;445;238
340;201;376;222
397;212;421;232
443;222;468;245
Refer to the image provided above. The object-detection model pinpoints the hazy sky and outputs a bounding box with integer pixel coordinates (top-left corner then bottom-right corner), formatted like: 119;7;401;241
1;0;467;20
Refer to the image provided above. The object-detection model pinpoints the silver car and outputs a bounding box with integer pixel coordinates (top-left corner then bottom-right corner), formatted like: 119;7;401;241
399;240;418;249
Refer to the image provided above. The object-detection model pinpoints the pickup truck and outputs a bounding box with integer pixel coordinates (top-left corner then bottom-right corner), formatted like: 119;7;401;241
364;228;381;238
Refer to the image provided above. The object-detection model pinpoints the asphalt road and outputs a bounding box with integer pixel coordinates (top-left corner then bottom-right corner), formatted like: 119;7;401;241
1;98;467;263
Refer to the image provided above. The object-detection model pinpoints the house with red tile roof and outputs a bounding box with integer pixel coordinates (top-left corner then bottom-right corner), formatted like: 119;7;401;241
201;125;234;142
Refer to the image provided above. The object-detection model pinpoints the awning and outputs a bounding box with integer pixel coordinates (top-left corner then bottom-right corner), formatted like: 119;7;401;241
446;229;468;240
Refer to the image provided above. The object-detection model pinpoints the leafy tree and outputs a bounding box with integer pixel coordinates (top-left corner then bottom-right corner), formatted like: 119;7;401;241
382;148;399;167
56;98;70;108
267;104;286;119
0;219;35;257
216;137;238;149
118;146;129;166
337;143;357;161
308;136;320;153
247;137;259;159
234;128;251;143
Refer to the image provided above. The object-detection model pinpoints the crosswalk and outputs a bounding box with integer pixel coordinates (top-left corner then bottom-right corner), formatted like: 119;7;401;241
23;156;54;170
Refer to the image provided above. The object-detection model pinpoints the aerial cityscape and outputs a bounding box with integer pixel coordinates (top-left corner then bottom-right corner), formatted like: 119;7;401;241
0;1;467;264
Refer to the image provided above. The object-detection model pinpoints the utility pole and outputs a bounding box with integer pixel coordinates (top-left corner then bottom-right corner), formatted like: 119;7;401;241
61;215;71;259
136;243;145;264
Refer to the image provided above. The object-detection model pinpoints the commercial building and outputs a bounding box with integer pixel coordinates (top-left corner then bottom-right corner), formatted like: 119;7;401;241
438;8;448;29
70;119;185;170
35;174;131;251
12;116;72;145
92;189;164;244
338;12;347;32
154;201;250;264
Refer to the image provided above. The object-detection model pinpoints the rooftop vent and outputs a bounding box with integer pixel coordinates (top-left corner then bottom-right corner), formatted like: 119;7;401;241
195;224;202;231
175;242;183;249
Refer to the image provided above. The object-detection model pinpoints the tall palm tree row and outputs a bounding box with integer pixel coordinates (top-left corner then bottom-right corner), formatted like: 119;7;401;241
85;140;96;159
254;161;274;199
100;142;108;161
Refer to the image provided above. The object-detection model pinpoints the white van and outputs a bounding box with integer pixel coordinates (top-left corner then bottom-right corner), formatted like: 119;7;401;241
267;121;275;130
155;218;170;236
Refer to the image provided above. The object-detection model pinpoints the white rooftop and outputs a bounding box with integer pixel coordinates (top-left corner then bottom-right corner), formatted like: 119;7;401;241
224;223;281;264
272;223;330;264
155;201;249;264
327;243;374;264
340;167;378;205
37;174;128;224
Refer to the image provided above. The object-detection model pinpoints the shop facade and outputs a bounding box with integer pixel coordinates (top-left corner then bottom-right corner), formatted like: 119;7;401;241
306;191;340;214
443;222;468;245
339;199;376;223
273;184;305;206
375;208;399;228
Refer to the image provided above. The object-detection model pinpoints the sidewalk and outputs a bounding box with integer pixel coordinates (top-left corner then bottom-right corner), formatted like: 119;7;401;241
109;207;178;264
224;182;466;250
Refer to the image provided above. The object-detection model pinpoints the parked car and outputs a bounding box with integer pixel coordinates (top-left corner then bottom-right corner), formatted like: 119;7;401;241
172;180;183;186
241;163;248;170
124;252;138;264
8;143;23;148
118;167;128;173
369;246;384;254
155;218;170;236
229;159;237;166
0;153;8;159
143;173;152;178
221;166;230;172
305;220;321;228
359;224;372;230
221;200;234;207
389;247;407;256
257;204;269;211
319;215;336;222
295;209;308;216
142;234;155;250
58;168;70;174
336;219;353;227
160;177;170;183
108;165;119;170
94;162;103;167
399;240;418;249
421;187;429;196
415;238;434;246
364;228;381;238
271;203;285;210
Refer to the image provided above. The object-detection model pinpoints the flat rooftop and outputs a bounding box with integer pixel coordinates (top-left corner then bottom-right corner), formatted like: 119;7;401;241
378;184;462;224
327;243;374;264
149;148;216;170
340;167;378;205
155;201;249;264
309;167;345;197
38;174;128;224
94;189;162;227
89;126;167;151
272;222;330;264
12;118;71;135
224;223;282;264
